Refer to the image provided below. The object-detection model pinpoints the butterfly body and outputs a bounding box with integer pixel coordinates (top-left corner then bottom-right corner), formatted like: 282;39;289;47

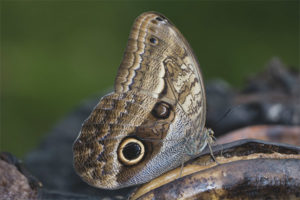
73;12;209;189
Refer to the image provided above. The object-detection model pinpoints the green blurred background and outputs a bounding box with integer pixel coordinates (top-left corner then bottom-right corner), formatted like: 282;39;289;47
1;1;299;158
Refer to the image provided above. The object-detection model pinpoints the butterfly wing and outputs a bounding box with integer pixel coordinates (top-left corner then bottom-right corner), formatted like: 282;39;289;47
73;12;207;189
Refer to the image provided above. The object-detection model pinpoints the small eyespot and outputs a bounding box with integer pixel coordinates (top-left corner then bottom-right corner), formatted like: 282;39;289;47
149;37;157;44
156;17;163;21
151;19;158;25
151;101;171;119
118;138;145;165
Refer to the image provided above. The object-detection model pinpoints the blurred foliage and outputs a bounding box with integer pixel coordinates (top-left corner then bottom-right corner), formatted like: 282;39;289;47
1;1;298;157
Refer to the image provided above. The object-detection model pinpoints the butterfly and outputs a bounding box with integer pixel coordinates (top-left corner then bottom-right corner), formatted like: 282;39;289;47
73;11;213;189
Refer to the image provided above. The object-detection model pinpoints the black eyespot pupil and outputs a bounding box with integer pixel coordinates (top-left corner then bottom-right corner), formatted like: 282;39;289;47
156;17;163;21
152;102;171;119
150;37;157;44
122;142;141;160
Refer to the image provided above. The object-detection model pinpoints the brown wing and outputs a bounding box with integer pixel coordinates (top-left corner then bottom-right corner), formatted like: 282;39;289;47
73;11;207;189
117;13;203;100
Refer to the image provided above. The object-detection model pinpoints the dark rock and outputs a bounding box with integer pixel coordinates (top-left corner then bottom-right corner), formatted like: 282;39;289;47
38;189;99;200
0;152;38;200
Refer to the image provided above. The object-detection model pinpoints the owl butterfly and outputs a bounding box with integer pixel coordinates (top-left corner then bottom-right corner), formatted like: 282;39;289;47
73;11;213;189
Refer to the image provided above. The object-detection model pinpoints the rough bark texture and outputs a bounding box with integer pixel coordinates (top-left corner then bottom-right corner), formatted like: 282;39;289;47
0;159;38;200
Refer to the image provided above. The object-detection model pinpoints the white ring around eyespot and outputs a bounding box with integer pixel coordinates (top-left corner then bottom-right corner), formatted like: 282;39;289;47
118;138;145;165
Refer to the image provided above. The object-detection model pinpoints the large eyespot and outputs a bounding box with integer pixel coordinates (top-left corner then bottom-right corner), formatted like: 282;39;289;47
118;138;145;165
151;101;171;119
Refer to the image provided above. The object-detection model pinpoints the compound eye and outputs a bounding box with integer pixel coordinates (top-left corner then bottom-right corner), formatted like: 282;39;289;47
151;101;171;119
118;138;145;165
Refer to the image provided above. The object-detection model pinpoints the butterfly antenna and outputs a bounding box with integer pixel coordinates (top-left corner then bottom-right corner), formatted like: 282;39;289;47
214;105;242;127
207;106;242;163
